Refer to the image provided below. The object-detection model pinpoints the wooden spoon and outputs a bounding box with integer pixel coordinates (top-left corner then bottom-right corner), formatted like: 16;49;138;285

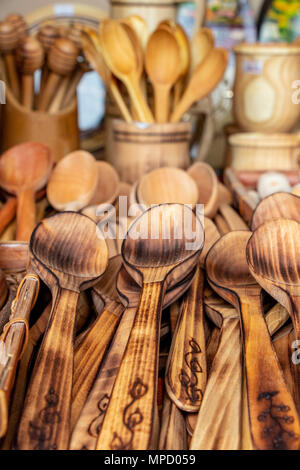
123;15;149;50
97;203;203;449
98;19;153;123
190;28;214;73
247;218;300;413
159;394;187;450
145;28;180;122
46;150;98;212
84;161;120;207
137;167;199;208
70;263;195;449
0;142;53;241
0;21;20;99
170;48;228;123
165;218;220;412
16;36;44;109
71;255;124;427
37;37;78;111
17;212;108;450
251;192;300;231
206;230;300;450
187;162;219;218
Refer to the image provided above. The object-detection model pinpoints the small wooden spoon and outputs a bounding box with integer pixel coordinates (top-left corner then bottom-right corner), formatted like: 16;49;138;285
0;21;20;100
145;28;180;122
137;167;198;208
251;192;300;231
170;48;228;123
46;150;98;212
247;218;300;412
98;19;153;123
0;142;53;241
190;28;214;73
97;203;203;450
85;161;120;207
207;230;300;450
187;162;219;218
17;212;108;450
16;36;44;109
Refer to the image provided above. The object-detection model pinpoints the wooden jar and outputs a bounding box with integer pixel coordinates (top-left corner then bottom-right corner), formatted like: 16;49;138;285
1;87;80;163
233;43;300;133
229;132;300;171
106;119;191;184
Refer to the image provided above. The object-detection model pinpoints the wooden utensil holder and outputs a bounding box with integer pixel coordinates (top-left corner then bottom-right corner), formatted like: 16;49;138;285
228;132;300;171
233;43;300;133
106;119;191;184
0;87;80;163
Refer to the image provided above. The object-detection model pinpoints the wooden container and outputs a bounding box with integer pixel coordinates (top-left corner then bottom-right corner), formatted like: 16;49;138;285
106;119;191;183
229;132;300;171
1;87;79;163
110;0;179;32
233;43;300;133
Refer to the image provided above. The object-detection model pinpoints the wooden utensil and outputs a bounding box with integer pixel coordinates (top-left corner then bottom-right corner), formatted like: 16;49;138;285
123;15;149;50
16;36;44;109
247;218;300;413
36;23;59;95
81;29;132;123
0;21;20;99
71;255;124;427
159;394;187;450
0;241;29;273
190;27;214;73
207;230;300;450
224;168;257;226
5;14;27;40
17;212;108;450
137;167;199;208
170;48;228;123
218;203;249;231
165;218;219;412
70;263;195;450
214;214;230;235
0;274;40;438
187;162;219;218
97;204;203;450
98;19;154;123
145;28;180;122
86;161;120;207
0;142;53;241
46;150;98;212
37;38;78;111
251;192;300;231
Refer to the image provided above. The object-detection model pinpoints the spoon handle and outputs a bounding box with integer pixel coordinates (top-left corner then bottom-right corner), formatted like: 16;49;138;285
37;72;61;111
17;287;79;450
5;53;20;100
158;394;187;450
71;304;123;428
126;75;154;123
190;316;242;450
96;281;164;450
154;85;171;123
240;297;300;450
166;265;206;412
21;74;34;110
0;198;17;238
16;188;36;242
70;306;137;450
109;76;133;124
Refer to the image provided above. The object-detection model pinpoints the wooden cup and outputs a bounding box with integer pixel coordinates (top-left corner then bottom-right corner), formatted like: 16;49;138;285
105;118;191;184
0;87;79;163
233;43;300;133
228;132;300;171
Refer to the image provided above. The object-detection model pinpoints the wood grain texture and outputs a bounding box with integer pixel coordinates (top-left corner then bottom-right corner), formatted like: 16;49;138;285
166;265;206;412
17;212;108;450
207;230;300;450
251;192;300;231
159;394;187;450
223;168;257;226
187;162;219;218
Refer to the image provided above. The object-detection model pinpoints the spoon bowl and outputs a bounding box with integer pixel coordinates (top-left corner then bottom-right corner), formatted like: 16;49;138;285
251;192;300;231
187;162;219;218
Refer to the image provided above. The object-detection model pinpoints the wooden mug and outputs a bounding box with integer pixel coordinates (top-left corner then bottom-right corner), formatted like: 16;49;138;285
228;132;300;171
0;86;80;163
233;43;300;133
105;118;191;184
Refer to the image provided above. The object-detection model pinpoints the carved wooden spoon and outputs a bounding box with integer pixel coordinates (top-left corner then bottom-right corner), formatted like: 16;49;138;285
97;203;203;450
0;142;53;241
251;192;300;231
17;212;108;450
207;230;300;450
